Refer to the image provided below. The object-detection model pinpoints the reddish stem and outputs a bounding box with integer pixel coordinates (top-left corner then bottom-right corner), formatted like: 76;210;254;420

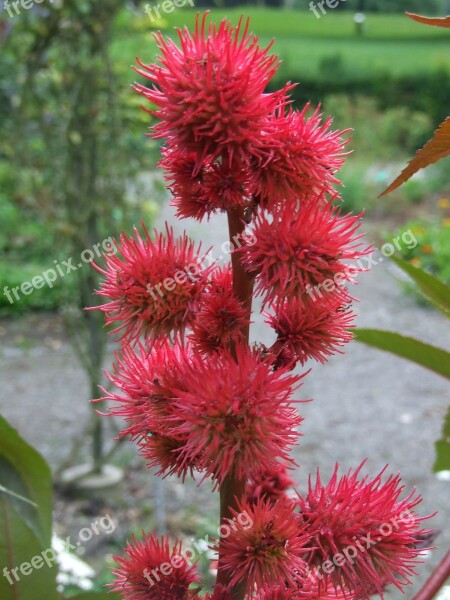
215;208;254;599
227;207;254;342
412;550;450;600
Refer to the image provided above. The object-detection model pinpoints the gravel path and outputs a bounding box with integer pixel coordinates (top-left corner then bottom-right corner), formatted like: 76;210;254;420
0;203;449;597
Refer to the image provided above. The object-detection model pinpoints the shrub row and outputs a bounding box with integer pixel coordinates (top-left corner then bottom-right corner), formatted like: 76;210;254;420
271;66;450;126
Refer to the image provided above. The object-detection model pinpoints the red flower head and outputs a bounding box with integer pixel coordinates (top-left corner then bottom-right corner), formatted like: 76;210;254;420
254;103;349;210
296;462;432;598
203;584;233;599
190;267;248;354
134;13;285;169
218;497;310;592
92;223;210;343
97;341;188;441
110;532;200;600
165;345;305;487
256;580;358;599
140;432;202;482
238;198;367;305
247;464;296;505
161;146;256;221
255;587;296;600
266;294;355;367
98;342;204;480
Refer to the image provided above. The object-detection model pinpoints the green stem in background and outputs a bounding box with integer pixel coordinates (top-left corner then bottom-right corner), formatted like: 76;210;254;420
215;208;255;599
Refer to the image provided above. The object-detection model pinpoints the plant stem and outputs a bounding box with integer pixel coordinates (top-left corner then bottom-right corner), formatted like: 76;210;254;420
227;208;254;343
217;471;247;597
215;208;255;599
412;550;450;600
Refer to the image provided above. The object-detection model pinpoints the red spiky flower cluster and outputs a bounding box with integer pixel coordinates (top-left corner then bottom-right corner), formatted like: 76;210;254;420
296;463;431;597
218;498;310;592
91;12;434;600
93;224;210;342
109;532;200;599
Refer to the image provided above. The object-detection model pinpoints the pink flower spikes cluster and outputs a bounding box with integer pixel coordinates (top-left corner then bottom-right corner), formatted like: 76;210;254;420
92;13;433;600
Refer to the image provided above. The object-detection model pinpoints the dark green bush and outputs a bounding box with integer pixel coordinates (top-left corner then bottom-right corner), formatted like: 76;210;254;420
270;67;450;127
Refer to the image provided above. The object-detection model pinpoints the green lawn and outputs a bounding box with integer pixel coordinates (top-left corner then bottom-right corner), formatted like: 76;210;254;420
112;8;450;79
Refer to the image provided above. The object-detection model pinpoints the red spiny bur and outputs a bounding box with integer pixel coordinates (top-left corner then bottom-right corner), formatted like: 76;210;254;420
203;585;234;599
97;341;202;480
237;196;368;306
296;463;432;598
90;12;435;600
253;103;350;209
246;465;296;505
163;346;306;488
97;341;188;440
256;581;358;599
218;498;310;593
266;293;355;367
93;223;211;343
133;14;286;168
161;147;256;220
190;267;249;354
109;533;200;600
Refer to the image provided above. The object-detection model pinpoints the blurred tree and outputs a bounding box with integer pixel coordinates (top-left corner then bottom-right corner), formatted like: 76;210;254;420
175;0;447;9
335;0;446;13
0;0;152;478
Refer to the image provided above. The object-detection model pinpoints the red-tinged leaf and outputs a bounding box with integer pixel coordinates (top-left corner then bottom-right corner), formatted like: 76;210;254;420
380;117;450;197
406;12;450;28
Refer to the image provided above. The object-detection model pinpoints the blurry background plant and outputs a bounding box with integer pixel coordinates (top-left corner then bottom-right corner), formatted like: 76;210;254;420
2;3;449;318
0;0;160;474
389;212;450;301
355;12;450;502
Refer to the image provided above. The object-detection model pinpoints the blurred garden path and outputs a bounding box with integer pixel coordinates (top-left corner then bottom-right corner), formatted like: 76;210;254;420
0;203;449;597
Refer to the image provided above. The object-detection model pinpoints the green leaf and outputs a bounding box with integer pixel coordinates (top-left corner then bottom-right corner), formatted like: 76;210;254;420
434;406;450;472
0;415;59;600
0;418;51;545
390;255;450;318
354;329;450;380
0;484;38;507
434;439;450;472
